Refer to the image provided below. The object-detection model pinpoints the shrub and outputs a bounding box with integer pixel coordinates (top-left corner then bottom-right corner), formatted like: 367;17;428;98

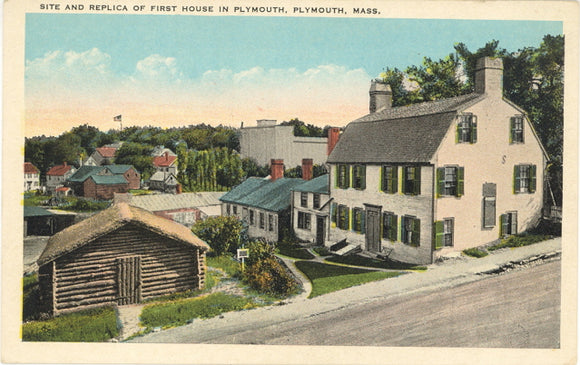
245;240;276;266
243;257;299;296
192;216;246;256
488;234;552;251
462;248;489;258
67;198;110;212
313;246;332;256
276;242;315;260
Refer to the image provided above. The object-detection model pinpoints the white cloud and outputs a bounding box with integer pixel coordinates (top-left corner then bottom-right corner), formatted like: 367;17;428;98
134;54;182;82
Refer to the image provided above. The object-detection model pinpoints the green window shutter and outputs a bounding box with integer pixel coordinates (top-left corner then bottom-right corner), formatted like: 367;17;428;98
334;165;339;188
436;167;445;198
434;220;444;249
348;165;352;188
414;167;421;195
361;165;366;190
351;209;357;232
392;166;398;194
529;165;537;193
401;167;407;194
330;203;337;227
390;215;398;241
455;122;460;143
513;165;520;194
471;116;478;143
361;210;366;234
400;217;405;243
412;218;421;246
500;214;507;237
346;208;350;230
456;167;464;197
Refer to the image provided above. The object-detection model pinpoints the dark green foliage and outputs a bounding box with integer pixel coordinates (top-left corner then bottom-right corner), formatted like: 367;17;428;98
114;142;154;179
295;261;401;298
243;257;299;296
67;199;111;212
488;234;553;251
280;118;326;137
181;147;244;192
241;158;270;178
192;216;246;256
244;240;276;267
140;293;255;329
325;254;427;271
284;164;328;179
22;307;119;342
462;248;489;258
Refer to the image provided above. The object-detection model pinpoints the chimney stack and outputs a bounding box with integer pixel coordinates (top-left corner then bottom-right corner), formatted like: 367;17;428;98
302;159;313;181
63;161;67;166
270;159;284;182
369;81;392;113
165;151;169;161
327;127;341;156
475;57;503;96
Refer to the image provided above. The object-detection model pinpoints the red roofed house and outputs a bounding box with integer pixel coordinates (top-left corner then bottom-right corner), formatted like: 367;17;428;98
46;162;77;193
24;162;40;192
153;152;177;175
90;147;118;166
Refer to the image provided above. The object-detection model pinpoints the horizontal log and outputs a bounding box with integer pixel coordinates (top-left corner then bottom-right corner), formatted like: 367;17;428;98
141;281;195;294
54;270;116;283
56;296;117;310
142;285;196;299
57;290;118;304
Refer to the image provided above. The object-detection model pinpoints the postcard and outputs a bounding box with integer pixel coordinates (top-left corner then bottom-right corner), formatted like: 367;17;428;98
3;0;579;364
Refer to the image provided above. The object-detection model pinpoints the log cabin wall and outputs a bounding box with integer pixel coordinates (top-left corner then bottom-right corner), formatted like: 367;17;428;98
46;223;205;315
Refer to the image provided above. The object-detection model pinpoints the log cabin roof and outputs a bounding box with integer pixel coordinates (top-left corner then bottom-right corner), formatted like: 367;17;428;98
37;202;209;266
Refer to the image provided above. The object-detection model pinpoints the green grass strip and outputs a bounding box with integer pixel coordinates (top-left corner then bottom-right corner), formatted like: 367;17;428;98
462;248;489;258
277;246;315;260
140;292;255;329
22;306;118;342
325;254;426;271
206;255;241;277
488;234;552;251
295;261;402;298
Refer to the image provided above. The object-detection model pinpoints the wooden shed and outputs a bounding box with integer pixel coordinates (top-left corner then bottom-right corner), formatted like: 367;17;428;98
36;202;209;316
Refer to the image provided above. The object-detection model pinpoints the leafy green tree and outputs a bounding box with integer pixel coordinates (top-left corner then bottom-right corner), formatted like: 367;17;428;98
114;142;154;179
192;216;246;256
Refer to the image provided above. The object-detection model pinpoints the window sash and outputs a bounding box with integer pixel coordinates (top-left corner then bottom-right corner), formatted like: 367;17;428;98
313;193;320;209
259;212;265;229
300;192;308;207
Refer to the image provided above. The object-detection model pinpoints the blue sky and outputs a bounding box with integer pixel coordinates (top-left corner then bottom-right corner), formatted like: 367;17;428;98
25;14;562;136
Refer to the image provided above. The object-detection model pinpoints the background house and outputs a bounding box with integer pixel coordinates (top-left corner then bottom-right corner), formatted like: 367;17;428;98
291;169;331;245
37;202;209;316
46;162;77;194
239;119;339;167
24;162;41;192
327;57;547;264
67;165;140;199
90;146;118;166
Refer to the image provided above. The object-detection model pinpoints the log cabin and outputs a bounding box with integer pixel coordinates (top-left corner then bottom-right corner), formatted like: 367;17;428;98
36;202;209;316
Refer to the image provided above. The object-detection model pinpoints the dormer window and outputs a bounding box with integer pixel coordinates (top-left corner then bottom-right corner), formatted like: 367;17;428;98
456;114;477;144
510;115;524;143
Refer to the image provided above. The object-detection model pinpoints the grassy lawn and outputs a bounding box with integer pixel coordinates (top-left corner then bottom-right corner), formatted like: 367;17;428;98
294;261;402;298
488;234;553;251
206;255;242;277
140;292;256;330
312;246;332;257
22;306;119;342
325;254;427;271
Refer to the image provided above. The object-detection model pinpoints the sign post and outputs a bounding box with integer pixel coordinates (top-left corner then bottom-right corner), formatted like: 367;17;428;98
237;248;249;271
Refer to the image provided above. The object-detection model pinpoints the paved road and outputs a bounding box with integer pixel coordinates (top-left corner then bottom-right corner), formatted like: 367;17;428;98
141;259;560;348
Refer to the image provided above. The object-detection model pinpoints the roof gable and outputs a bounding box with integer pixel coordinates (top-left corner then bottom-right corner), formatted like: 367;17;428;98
37;202;209;266
68;166;104;182
104;164;134;174
24;162;39;174
153;155;177;167
95;147;117;158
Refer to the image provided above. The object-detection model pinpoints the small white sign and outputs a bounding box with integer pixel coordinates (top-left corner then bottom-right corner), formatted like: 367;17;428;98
237;249;249;259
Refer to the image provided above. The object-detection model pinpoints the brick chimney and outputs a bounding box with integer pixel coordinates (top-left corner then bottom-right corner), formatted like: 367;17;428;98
302;159;313;181
369;81;392;113
270;159;284;182
63;161;67;166
165;151;169;161
475;57;503;97
327;127;340;156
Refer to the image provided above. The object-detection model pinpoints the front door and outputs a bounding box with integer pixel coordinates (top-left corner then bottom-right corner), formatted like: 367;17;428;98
365;205;381;252
316;216;325;245
117;256;142;305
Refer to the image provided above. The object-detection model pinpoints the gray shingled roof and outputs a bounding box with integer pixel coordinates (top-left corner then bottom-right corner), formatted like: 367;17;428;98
129;192;224;212
328;93;485;164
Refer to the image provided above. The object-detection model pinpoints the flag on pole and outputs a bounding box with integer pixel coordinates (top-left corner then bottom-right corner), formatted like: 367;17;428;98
113;115;122;121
